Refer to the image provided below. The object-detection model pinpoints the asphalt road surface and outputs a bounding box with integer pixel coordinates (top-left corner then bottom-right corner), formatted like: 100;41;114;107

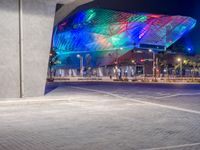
47;82;200;112
0;82;200;150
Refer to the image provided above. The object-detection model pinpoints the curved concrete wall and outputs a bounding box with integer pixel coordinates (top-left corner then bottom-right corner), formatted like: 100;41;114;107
0;0;92;98
0;0;20;98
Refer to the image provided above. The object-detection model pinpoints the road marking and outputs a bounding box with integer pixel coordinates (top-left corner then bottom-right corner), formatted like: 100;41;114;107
155;93;200;99
71;86;200;115
142;142;200;150
0;96;73;105
70;86;145;104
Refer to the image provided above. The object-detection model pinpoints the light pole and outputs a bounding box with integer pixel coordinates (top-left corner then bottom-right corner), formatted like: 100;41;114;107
85;54;91;77
177;57;183;78
115;48;123;79
77;54;83;77
149;49;156;81
131;59;136;79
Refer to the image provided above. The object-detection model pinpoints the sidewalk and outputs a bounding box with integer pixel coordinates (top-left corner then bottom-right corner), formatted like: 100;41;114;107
50;76;200;84
0;84;200;150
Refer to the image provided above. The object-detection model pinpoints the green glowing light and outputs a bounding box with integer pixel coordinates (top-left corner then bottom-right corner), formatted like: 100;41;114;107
86;9;96;22
128;15;147;23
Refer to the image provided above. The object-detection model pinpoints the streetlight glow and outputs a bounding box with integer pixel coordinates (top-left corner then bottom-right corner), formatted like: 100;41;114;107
177;57;182;62
187;48;192;51
76;54;83;77
77;54;81;58
131;60;135;64
177;57;183;78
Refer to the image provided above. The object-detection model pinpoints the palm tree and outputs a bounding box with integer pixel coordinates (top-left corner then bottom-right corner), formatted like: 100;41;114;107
49;49;58;80
157;52;169;78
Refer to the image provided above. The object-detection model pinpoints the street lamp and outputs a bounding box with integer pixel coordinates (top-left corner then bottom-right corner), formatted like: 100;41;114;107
131;59;135;64
177;57;181;62
77;54;83;77
131;59;136;78
115;47;123;79
85;54;92;77
183;59;187;64
177;57;183;78
149;49;156;80
187;47;192;52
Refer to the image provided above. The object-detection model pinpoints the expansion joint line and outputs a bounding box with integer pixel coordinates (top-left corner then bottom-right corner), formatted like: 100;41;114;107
70;86;200;115
19;0;24;98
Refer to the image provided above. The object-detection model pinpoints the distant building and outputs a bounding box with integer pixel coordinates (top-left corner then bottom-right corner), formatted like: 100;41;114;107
51;8;196;71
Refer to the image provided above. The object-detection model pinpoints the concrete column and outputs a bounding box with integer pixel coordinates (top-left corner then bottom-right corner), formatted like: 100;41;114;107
0;0;92;98
22;0;57;97
0;0;20;98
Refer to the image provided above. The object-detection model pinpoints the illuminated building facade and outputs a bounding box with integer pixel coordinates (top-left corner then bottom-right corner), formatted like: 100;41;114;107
51;8;196;70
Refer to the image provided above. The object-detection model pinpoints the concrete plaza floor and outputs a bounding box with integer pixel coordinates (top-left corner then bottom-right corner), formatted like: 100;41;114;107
0;83;200;150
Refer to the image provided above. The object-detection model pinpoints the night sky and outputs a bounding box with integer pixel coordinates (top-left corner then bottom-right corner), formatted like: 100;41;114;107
78;0;200;54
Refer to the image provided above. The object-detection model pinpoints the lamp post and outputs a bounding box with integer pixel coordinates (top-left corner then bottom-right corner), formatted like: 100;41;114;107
149;49;156;81
114;48;123;79
177;57;183;78
131;59;136;79
85;54;92;77
77;54;83;77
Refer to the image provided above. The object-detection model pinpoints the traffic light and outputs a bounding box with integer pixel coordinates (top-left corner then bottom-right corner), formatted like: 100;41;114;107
140;59;145;62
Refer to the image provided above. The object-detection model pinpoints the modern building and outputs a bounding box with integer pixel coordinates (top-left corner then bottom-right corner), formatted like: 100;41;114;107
0;0;197;98
50;8;196;77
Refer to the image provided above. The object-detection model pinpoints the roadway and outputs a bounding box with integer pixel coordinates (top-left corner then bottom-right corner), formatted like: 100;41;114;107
0;82;200;150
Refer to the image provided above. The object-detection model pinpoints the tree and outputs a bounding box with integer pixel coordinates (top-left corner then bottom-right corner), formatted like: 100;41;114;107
49;49;58;80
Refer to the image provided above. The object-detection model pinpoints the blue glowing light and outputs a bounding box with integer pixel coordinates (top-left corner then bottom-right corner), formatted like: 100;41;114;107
51;8;197;69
